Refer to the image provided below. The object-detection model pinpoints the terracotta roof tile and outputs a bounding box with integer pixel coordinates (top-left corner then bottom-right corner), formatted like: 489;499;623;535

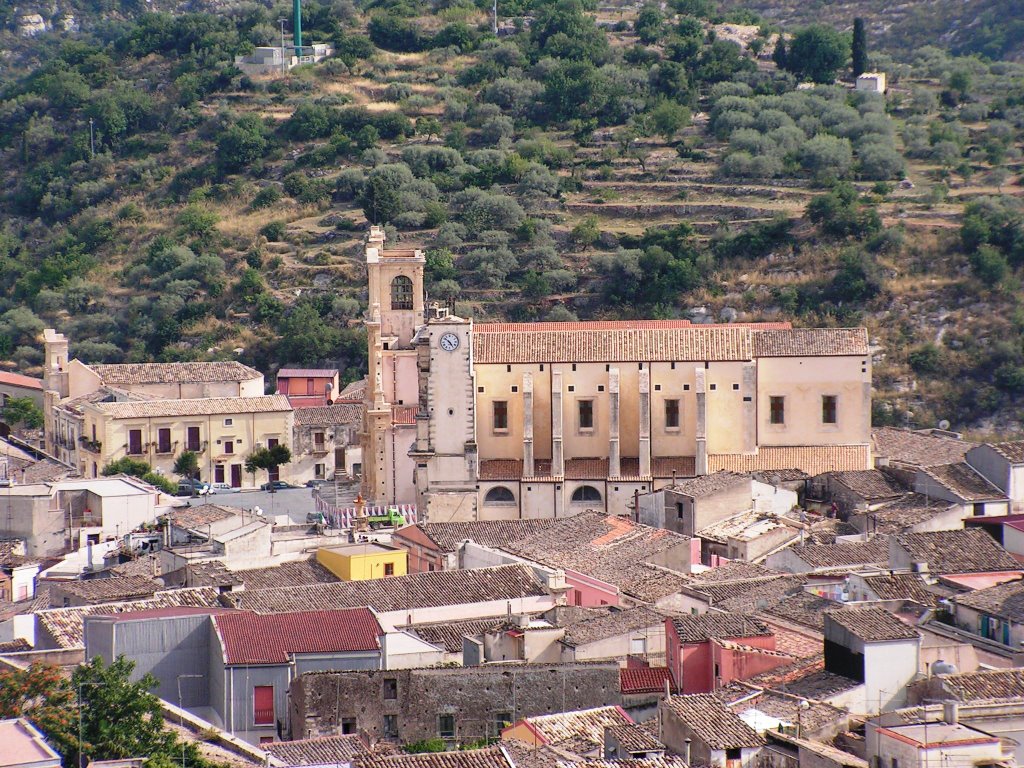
556;758;688;768
920;462;1005;502
228;564;547;614
760;592;843;631
620;666;676;695
827;470;908;501
950;577;1024;621
652;457;696;478
937;668;1024;701
294;403;363;427
277;368;338;378
669;471;749;498
233;558;340;590
862;494;956;534
752;328;868;357
779;537;890;571
93;394;290;419
264;734;371;765
670;613;772;643
893;529;1021;573
392;406;417;426
985;441;1024;464
560;607;666;648
856;573;941;605
604;722;664;754
50;575;159;604
409;618;504;653
0;371;42;389
711;445;871;475
510;706;633;752
825;606;920;641
406;521;556;553
356;748;514;768
663;694;765;749
168;504;239;529
89;361;261;384
872;428;976;468
213;608;381;665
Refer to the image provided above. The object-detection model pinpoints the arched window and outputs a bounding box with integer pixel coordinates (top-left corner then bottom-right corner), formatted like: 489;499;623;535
484;486;516;504
571;485;602;503
391;275;414;310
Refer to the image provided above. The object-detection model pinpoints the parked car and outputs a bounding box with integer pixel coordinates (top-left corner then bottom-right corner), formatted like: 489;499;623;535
260;480;296;491
209;483;239;494
176;479;211;496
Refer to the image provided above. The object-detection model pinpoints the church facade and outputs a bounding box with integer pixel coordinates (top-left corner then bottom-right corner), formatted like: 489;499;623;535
360;227;872;522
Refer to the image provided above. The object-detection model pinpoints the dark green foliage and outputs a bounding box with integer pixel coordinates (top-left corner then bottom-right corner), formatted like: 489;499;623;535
529;0;611;63
806;183;882;238
783;25;850;84
1;396;43;429
908;344;944;374
852;18;868;78
828;250;882;303
216;115;269;173
277;303;342;364
102;457;177;493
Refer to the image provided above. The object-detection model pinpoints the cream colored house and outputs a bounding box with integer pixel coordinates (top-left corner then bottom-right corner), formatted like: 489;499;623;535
360;227;872;520
77;395;293;486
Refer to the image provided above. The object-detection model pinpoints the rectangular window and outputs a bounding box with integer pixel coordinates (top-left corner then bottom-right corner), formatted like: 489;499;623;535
253;686;274;726
578;400;594;430
493;401;508;431
630;637;647;655
306;378;315;395
315;463;325;479
383;715;398;738
314;432;325;451
224;418;233;427
438;714;455;739
769;396;785;425
384;562;395;576
341;718;356;735
128;429;143;455
157;428;172;454
224;440;234;455
822;395;838;424
384;679;398;699
665;399;680;429
186;426;201;452
973;502;985;517
215;465;225;484
494;712;511;734
676;502;684;520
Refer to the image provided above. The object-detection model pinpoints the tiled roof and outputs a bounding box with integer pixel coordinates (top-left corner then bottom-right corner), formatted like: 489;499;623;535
501;512;690;599
761;592;842;631
186;561;243;587
0;371;42;389
93;394;290;419
36;587;221;648
294;403;363;427
670;471;749;498
278;368;338;378
893;529;1021;573
701;576;805;610
512;706;632;752
213;608;381;664
825;607;919;642
52;575;159;604
392;406;417;426
605;724;664;754
710;446;871;476
651;456;697;478
410;618;504;653
663;694;765;749
937;668;1024;701
89;361;261;384
264;734;370;765
475;320;788;332
473;325;755;364
752;468;811;483
951;577;1024;621
986;441;1024;464
356;749;514;768
670;613;771;644
227;564;547;614
168;504;239;529
621;565;690;603
337;378;367;401
691;562;784;584
409;520;556;553
752;328;868;357
857;573;940;605
556;759;688;768
727;690;846;733
920;462;1005;502
619;666;675;695
862;494;956;534
827;470;908;501
0;637;32;652
781;537;890;570
58;385;159;415
233;558;340;590
561;607;666;648
872;428;975;468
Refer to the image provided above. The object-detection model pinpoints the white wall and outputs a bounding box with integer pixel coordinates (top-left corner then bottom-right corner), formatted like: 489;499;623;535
863;639;919;713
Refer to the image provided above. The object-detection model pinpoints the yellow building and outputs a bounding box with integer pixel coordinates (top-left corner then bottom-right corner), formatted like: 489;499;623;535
317;542;408;580
360;227;873;521
77;395;294;487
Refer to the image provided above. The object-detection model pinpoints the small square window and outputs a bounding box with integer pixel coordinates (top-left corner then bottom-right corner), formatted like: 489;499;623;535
224;418;233;427
743;396;752;402
506;365;511;373
683;384;690;391
341;718;356;735
384;679;398;699
671;362;676;370
478;386;484;393
732;383;740;390
384;562;395;576
655;384;661;391
539;364;544;371
571;364;577;372
568;385;575;392
383;714;398;737
598;385;604;392
511;386;518;393
709;384;717;391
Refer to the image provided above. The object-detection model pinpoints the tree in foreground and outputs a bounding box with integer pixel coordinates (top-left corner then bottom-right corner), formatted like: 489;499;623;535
173;450;201;495
102;457;177;495
245;444;292;490
2;396;44;430
783;25;850;84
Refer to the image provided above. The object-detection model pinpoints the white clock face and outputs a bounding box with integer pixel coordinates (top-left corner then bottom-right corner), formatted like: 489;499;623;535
439;333;460;351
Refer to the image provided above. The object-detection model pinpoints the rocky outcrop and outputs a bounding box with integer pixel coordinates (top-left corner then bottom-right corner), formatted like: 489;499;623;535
16;12;48;37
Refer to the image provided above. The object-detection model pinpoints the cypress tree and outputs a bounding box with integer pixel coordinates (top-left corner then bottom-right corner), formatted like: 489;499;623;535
852;17;868;77
772;35;787;69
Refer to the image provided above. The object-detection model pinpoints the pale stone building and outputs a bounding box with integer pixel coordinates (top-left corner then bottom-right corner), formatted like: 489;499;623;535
360;227;873;520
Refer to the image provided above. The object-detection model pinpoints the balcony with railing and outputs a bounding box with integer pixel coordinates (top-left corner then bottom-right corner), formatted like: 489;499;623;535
78;436;102;453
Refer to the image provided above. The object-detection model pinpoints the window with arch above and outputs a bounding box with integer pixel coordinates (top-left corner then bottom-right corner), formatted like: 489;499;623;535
484;486;516;504
391;275;414;310
571;485;602;503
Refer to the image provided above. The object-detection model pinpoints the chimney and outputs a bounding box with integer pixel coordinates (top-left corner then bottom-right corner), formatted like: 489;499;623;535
943;700;959;725
683;738;691;765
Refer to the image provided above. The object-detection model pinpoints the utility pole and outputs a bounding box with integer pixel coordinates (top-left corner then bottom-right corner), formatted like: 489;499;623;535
293;0;303;58
88;118;95;159
492;0;498;35
279;18;287;73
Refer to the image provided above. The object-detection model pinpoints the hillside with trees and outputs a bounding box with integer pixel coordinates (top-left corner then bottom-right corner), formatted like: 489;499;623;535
0;0;1022;435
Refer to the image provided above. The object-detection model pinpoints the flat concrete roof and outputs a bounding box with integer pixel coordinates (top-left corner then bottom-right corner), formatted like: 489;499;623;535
320;542;402;556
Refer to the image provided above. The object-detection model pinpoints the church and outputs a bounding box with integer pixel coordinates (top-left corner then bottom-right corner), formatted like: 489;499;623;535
359;226;873;522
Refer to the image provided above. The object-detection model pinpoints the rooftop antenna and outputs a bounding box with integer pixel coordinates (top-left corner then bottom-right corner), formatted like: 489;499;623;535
293;0;303;58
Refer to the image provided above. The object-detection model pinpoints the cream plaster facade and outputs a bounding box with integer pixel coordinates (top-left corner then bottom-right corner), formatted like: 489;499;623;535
360;228;873;520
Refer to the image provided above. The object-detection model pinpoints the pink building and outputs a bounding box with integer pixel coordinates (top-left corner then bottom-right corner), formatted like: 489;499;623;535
666;614;785;694
276;368;340;408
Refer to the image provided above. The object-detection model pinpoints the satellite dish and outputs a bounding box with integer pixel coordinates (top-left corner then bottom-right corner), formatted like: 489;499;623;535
938;419;951;430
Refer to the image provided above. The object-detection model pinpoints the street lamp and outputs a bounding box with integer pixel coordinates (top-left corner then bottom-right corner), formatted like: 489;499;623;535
278;18;287;73
796;699;810;739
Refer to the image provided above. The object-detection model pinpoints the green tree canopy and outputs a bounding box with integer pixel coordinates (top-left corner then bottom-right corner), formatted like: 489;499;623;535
2;396;43;429
245;444;292;488
783;25;850;84
102;457;177;494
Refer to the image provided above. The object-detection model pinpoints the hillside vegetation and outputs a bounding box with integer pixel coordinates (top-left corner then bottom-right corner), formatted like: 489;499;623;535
0;0;1023;436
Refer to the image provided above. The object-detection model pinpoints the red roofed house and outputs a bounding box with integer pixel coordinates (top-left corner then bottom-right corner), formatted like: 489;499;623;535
0;371;43;409
666;614;791;694
85;606;383;746
276;368;340;408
